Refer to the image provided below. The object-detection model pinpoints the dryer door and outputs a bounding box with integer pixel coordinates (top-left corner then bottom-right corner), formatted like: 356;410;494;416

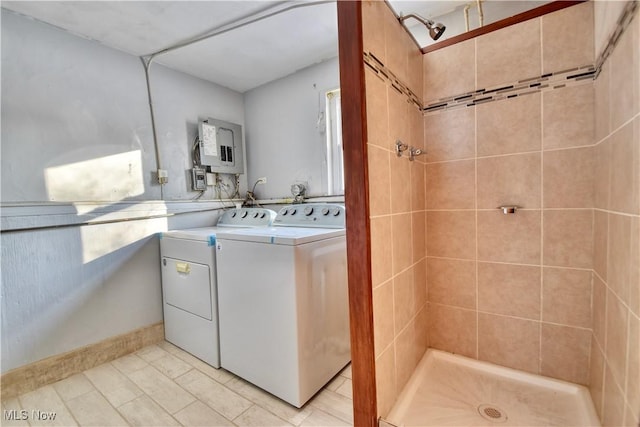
162;257;213;320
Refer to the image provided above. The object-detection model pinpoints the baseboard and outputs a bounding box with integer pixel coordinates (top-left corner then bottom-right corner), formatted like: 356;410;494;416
1;322;164;400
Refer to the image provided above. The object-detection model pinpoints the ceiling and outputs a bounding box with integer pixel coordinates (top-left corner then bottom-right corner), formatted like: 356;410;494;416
2;1;551;93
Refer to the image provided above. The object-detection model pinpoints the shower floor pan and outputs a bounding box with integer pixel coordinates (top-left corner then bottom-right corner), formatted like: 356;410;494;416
383;349;600;427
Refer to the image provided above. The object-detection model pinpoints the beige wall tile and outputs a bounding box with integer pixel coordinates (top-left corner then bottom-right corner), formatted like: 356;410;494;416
390;149;412;214
609;119;640;215
478;313;540;374
626;313;639;415
388;87;409;153
407;41;423;100
362;1;386;64
594;139;611;210
424;108;475;162
410;161;425;211
595;63;610;143
542;267;592;328
414;259;427;309
629;217;640;317
394;268;415;334
423;39;475;101
373;280;394;357
371;216;393;287
606;290;629;390
392;213;413;273
592;274;607;350
412;211;426;264
415;304;429;351
478;262;541;320
610;12;640;130
593;1;626;58
544;146;594;208
541;324;591;385
543;209;593;269
625;403;640;427
590;341;605;419
427;211;476;260
477;153;541;209
384;6;408;85
478;210;541;264
477;94;541;156
594;210;609;281
375;345;396;418
603;363;626;427
395;319;420;395
477;19;541;89
365;69;389;149
542;1;594;73
426;160;475;209
409;107;425;153
368;145;391;216
427;257;476;309
543;85;595;150
428;303;477;358
608;213;632;303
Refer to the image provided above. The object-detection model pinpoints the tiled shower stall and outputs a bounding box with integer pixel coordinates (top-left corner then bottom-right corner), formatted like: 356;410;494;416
360;0;639;424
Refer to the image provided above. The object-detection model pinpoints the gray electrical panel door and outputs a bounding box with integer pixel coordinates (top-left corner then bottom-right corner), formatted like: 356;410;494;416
198;118;244;174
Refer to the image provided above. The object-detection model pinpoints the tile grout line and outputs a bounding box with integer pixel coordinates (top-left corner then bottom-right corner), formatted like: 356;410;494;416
539;78;545;375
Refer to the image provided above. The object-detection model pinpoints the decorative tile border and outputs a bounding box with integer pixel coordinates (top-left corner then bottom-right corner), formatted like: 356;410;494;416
363;1;638;116
422;65;595;114
363;52;423;111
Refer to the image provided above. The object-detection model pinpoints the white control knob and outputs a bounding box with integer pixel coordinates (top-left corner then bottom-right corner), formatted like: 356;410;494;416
289;208;297;215
281;209;288;216
241;210;248;218
230;211;237;218
332;208;341;216
304;207;314;216
252;212;260;218
322;207;330;216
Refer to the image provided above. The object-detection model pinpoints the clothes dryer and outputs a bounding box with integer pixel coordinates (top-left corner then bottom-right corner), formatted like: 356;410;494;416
160;208;276;368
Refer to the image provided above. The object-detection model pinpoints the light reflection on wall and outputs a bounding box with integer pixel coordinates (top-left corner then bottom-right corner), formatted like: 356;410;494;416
44;149;145;202
80;214;167;264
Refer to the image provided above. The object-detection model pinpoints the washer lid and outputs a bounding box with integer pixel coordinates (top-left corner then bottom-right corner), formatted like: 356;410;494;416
215;226;345;245
162;227;220;242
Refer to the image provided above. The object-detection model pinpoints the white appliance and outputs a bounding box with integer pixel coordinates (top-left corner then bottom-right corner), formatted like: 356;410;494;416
215;204;350;407
160;208;276;368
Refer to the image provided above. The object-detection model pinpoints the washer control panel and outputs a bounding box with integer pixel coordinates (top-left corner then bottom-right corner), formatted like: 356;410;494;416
274;204;345;228
217;208;277;227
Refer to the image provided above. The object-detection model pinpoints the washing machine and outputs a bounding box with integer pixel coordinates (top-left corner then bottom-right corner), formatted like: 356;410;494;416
160;208;276;368
215;204;350;407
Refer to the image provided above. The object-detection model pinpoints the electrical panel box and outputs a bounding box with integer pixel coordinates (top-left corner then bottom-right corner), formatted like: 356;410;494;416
198;118;244;174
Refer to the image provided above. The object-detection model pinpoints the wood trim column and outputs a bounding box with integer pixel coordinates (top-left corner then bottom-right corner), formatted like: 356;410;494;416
337;1;377;426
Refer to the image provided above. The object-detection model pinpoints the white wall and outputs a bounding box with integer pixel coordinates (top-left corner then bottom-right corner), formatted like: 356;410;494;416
0;9;245;372
243;57;340;199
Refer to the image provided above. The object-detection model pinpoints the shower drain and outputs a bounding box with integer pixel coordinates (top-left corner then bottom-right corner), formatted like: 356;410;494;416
477;404;508;423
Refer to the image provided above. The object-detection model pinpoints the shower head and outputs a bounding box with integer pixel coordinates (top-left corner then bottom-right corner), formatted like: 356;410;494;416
399;13;446;41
